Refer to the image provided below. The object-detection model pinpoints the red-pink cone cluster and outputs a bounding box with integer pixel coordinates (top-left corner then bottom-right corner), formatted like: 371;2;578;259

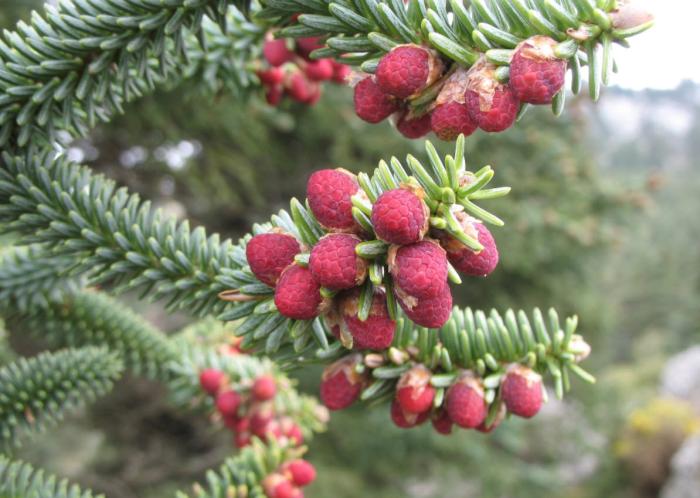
352;37;567;140
394;364;543;433
263;459;317;498
368;185;453;328
245;171;498;339
353;44;443;139
316;352;545;431
246;169;399;350
244;229;329;321
198;369;305;449
258;34;349;107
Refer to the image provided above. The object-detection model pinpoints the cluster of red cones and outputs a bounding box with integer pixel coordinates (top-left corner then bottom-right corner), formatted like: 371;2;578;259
354;36;566;140
263;459;317;498
319;356;545;435
198;368;304;449
245;168;499;349
258;34;349;106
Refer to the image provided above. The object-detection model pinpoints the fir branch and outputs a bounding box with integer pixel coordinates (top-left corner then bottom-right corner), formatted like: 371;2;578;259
0;244;84;312
0;0;235;148
367;306;594;402
0;136;499;324
175;438;303;498
0;151;238;317
217;136;510;357
0;455;102;498
9;290;177;380
0;346;123;448
261;0;654;101
315;306;593;424
6;289;327;438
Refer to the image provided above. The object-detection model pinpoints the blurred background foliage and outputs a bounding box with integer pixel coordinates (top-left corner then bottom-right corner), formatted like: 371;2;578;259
3;3;700;498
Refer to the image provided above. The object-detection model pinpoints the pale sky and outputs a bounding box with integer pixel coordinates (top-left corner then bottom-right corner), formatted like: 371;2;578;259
610;0;699;90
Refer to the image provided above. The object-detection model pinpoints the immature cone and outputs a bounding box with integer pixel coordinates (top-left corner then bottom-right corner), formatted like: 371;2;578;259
501;365;544;418
465;61;519;132
246;232;302;287
353;77;399;124
283;460;317;487
199;368;224;396
263;38;294;67
233;416;250;434
390;398;429;428
331;61;351;83
436;214;499;277
431;102;478;141
431;68;478;141
330;288;396;350
371;187;429;245
510;36;567;105
376;45;443;99
296;36;323;60
286;72;320;104
305;59;334;82
431;409;453;435
389;240;448;299
274;264;326;320
319;354;366;410
396;365;436;414
281;418;304;446
263;474;302;498
266;85;284;106
250;407;275;438
252;375;277;401
445;373;487;428
396;111;432;139
215;390;242;417
397;281;453;329
309;234;367;290
307;168;361;232
258;67;285;86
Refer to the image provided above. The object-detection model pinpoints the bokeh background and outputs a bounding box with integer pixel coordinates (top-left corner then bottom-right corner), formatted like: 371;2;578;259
3;1;700;497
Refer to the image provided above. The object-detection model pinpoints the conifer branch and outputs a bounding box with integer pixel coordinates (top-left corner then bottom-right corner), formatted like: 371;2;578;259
0;136;590;414
217;136;511;356
0;136;496;322
183;5;265;98
8;290;177;380
0;346;123;448
0;244;84;312
0;455;102;498
261;0;654;102
0;151;237;317
0;0;236;149
357;306;593;405
4;288;327;439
